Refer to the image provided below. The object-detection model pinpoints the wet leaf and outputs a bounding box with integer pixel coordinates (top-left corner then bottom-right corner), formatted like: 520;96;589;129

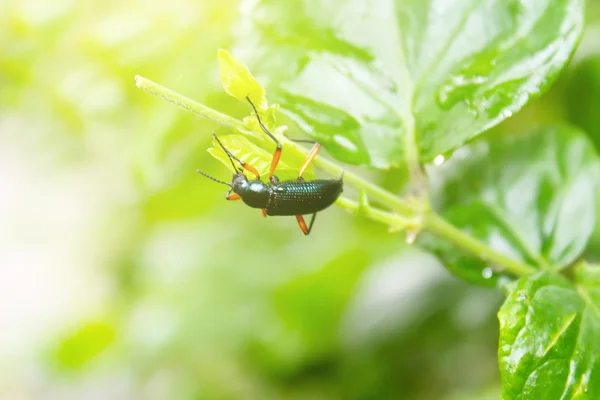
233;0;584;168
498;265;600;399
425;125;600;285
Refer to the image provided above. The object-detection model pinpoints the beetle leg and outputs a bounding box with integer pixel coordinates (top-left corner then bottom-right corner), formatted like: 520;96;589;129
283;137;321;179
226;192;241;200
262;209;267;217
298;143;321;179
241;162;261;180
306;213;317;234
246;97;282;180
269;145;282;180
296;213;317;235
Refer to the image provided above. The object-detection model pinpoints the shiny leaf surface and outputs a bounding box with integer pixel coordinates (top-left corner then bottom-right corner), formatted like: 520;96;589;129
498;265;600;399
426;125;600;285
233;0;584;168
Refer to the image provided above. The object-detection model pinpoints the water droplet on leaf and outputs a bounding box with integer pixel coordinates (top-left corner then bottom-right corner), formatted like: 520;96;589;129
405;230;418;244
436;74;488;111
482;267;493;279
433;154;445;166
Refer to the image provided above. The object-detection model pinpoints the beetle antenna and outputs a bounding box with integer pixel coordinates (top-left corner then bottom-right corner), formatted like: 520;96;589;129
196;169;232;187
213;134;245;172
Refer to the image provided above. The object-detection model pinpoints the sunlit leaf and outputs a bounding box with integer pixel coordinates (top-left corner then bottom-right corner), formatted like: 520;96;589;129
53;321;115;371
207;134;315;182
233;0;584;168
498;265;600;399
218;48;267;109
424;125;600;286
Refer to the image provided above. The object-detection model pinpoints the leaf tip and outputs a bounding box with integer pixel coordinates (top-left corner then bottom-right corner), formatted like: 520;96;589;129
217;48;266;108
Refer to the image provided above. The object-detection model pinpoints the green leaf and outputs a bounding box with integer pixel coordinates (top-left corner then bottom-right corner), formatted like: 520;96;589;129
207;134;314;181
425;125;600;285
565;55;600;151
498;265;600;399
53;321;116;371
218;48;267;109
233;0;584;168
247;249;372;376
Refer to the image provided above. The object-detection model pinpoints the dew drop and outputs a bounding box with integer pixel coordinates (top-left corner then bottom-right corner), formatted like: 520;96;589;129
482;267;493;279
405;230;418;244
463;99;480;118
517;292;528;301
502;109;513;118
433;154;445;166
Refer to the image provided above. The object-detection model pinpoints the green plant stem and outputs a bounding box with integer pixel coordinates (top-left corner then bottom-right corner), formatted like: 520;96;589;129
424;213;536;277
396;41;428;198
336;196;411;229
282;141;414;215
401;110;428;197
135;74;535;278
135;75;414;217
135;75;242;130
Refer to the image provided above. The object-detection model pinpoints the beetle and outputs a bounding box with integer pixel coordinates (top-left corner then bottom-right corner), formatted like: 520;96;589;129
196;97;343;235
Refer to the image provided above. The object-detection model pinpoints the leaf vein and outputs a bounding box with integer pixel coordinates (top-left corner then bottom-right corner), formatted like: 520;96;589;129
541;312;577;358
559;313;584;400
412;0;483;98
577;285;600;320
480;201;548;268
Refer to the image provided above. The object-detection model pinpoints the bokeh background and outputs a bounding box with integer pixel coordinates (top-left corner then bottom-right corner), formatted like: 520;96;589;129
2;1;600;399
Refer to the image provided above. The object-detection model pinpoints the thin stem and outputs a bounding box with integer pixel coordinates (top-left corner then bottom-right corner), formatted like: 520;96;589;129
402;111;428;197
424;213;536;277
135;75;414;217
395;37;427;198
135;74;535;278
281;140;414;215
135;75;244;131
335;196;411;229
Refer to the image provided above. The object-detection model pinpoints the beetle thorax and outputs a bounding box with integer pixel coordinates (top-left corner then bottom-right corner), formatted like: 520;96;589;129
231;174;269;209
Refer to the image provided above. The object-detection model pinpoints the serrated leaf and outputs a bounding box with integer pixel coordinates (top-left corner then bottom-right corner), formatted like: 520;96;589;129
233;0;584;168
207;134;315;182
424;125;600;286
498;265;600;399
218;48;267;109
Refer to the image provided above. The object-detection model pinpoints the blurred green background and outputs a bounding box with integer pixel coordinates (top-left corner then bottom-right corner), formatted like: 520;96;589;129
2;1;600;399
